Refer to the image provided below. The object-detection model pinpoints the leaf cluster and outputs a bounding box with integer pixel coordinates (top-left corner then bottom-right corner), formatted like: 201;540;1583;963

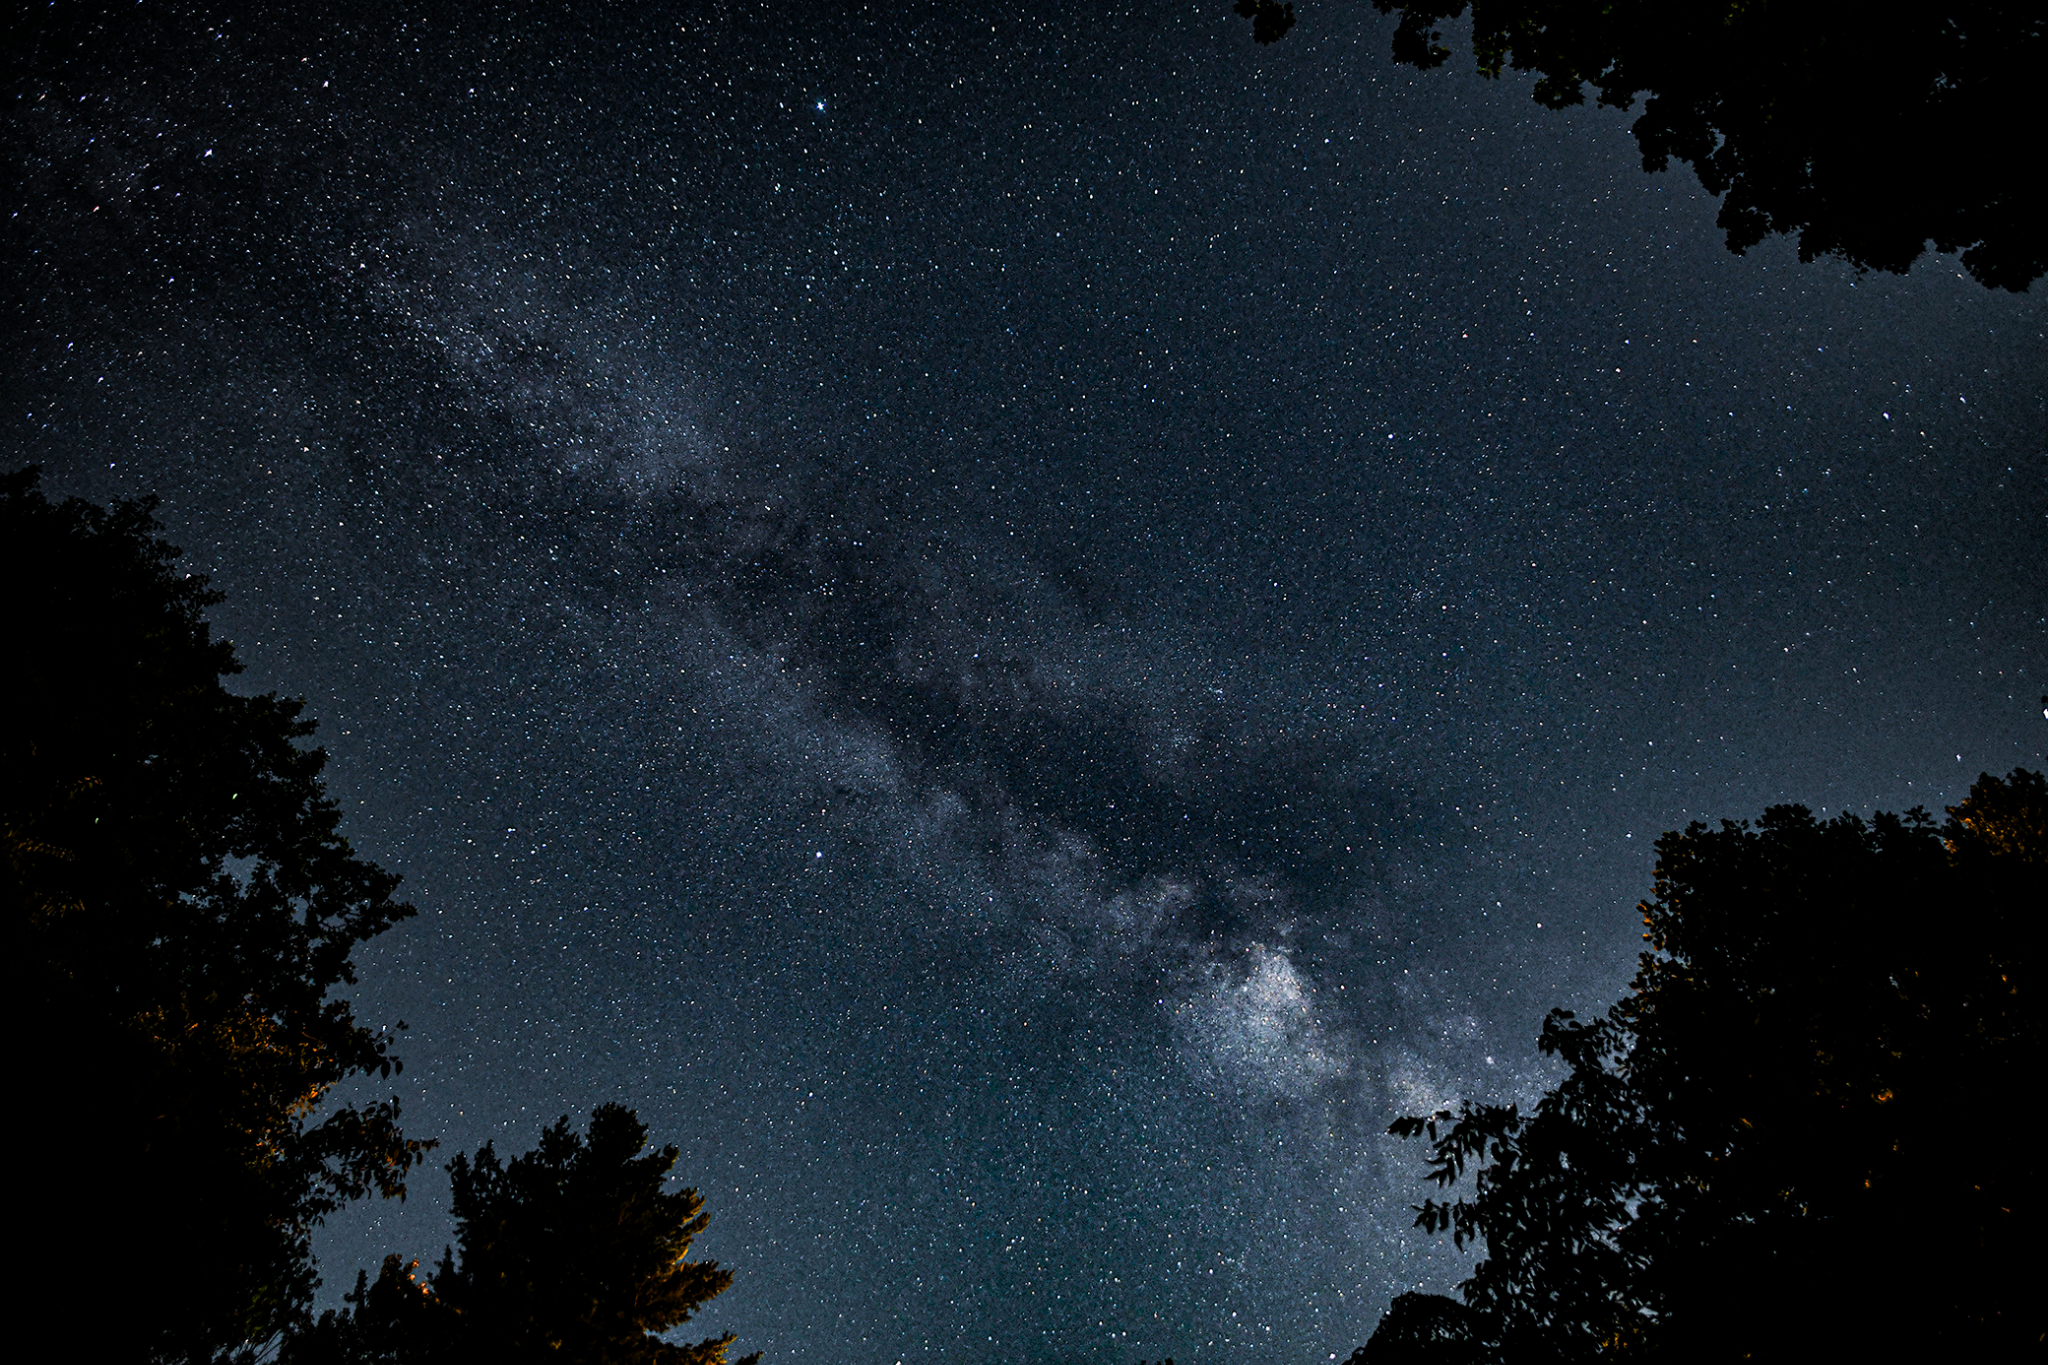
1358;770;2042;1360
6;468;430;1361
291;1105;759;1365
1235;0;1299;44
1248;2;2044;289
9;470;758;1364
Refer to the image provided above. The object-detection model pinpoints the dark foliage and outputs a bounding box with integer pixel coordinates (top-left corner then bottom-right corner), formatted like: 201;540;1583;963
1238;2;2043;290
292;1105;758;1365
4;468;429;1362
1346;1292;1483;1363
1235;0;1298;44
1358;769;2042;1360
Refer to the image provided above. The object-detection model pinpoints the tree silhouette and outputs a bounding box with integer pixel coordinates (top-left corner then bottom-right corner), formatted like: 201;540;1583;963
1355;769;2042;1360
1237;2;2043;290
5;468;429;1362
294;1104;758;1365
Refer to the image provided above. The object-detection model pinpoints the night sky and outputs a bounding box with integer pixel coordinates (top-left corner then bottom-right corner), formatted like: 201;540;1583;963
7;3;2043;1362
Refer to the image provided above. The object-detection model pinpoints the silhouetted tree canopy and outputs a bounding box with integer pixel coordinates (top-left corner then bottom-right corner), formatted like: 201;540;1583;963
4;467;428;1362
1354;769;2042;1361
291;1104;758;1365
1237;2;2043;290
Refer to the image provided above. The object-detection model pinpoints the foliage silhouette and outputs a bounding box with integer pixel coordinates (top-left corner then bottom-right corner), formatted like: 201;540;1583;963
291;1104;759;1365
1236;2;2043;290
4;467;429;1362
1235;0;1298;44
1345;1292;1482;1363
1354;769;2042;1360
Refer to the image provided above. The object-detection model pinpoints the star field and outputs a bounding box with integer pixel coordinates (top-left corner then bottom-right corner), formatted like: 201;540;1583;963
5;3;2042;1363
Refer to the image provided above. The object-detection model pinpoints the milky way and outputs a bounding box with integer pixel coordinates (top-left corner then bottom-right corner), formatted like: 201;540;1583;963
6;3;2042;1362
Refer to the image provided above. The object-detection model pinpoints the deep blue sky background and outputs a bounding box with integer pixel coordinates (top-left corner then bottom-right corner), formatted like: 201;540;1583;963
7;3;2043;1362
